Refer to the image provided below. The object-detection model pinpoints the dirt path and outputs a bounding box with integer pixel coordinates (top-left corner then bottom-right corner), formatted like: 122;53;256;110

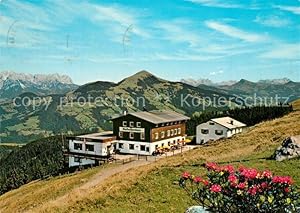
35;160;151;212
80;160;151;190
31;147;196;212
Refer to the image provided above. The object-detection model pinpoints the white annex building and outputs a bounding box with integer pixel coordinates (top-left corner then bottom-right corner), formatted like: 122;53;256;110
67;132;116;167
196;117;246;144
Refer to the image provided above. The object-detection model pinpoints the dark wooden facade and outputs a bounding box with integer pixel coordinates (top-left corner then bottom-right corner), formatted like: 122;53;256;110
112;114;187;143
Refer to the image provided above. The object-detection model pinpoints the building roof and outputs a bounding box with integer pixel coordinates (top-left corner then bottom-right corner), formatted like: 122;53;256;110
113;110;190;124
75;131;115;141
210;117;246;129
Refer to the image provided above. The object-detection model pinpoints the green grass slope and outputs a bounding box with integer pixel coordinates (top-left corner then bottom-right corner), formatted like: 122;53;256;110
0;99;299;212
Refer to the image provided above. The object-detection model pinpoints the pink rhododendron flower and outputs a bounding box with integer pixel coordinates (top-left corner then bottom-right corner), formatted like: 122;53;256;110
205;162;219;171
248;186;258;196
262;170;273;179
194;176;203;184
182;172;191;180
179;163;298;212
221;165;235;173
237;182;247;190
210;184;222;193
202;180;209;186
228;174;238;186
272;176;293;185
240;168;259;179
260;182;268;189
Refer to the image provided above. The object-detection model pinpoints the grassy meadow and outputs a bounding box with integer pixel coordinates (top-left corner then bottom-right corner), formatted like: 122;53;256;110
0;100;299;212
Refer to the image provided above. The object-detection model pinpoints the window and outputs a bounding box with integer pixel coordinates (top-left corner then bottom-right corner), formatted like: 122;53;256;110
171;130;174;136
174;129;178;135
119;143;124;149
167;130;171;137
129;144;135;150
74;143;82;150
130;121;134;127
161;123;165;127
215;130;224;135
201;129;209;134
209;122;215;125
129;132;134;139
137;122;142;127
168;141;171;146
178;128;181;135
119;132;123;138
161;131;165;138
86;144;94;152
74;157;81;163
155;145;158;149
140;145;146;151
123;121;127;127
146;147;150;152
140;132;145;140
155;132;159;140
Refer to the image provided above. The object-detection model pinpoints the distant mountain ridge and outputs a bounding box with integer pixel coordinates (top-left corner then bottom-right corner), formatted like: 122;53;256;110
0;70;236;143
0;70;299;144
0;71;78;99
219;79;300;101
181;77;295;87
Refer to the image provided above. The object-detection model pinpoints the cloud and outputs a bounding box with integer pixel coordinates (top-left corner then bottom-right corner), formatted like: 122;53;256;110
154;52;220;61
90;5;148;38
0;0;150;50
274;5;300;15
254;15;290;27
185;0;243;8
155;20;201;47
260;43;300;60
209;69;224;75
205;21;267;42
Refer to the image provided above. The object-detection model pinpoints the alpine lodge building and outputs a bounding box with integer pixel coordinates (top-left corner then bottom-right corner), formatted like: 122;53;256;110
112;110;190;156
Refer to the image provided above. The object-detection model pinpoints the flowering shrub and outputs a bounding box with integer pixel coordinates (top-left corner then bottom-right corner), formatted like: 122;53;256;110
179;163;300;212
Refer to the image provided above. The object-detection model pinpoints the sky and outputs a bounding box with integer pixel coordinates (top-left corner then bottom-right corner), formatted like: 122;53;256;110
0;0;299;85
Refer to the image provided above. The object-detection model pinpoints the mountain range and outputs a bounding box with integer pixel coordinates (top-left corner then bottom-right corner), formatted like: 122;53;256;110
0;70;299;144
0;71;78;100
219;79;300;100
181;77;293;87
181;78;238;87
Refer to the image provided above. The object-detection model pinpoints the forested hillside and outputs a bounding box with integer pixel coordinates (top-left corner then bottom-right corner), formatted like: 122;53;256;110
0;145;18;160
0;136;66;195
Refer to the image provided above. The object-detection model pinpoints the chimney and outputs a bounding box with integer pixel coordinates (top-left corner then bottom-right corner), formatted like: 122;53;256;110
230;120;234;125
123;110;128;115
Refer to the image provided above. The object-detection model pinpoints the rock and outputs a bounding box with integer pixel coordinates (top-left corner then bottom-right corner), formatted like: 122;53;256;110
186;206;210;213
274;136;300;161
286;148;294;155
